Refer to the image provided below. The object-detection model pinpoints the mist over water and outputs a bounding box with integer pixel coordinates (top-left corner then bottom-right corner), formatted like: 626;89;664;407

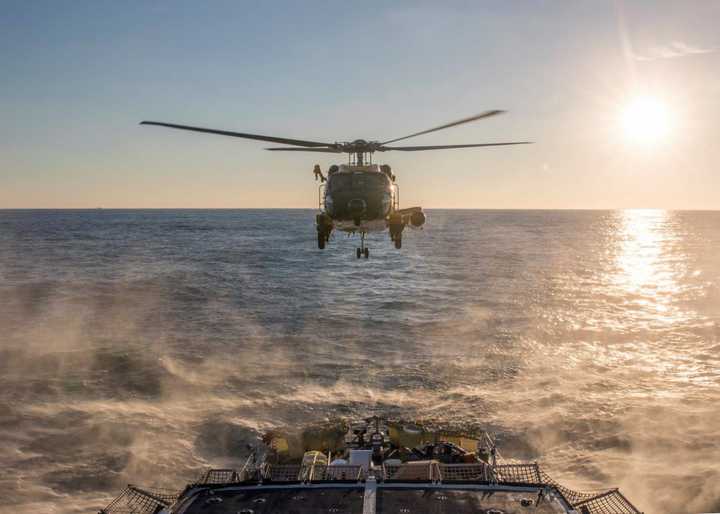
1;209;718;514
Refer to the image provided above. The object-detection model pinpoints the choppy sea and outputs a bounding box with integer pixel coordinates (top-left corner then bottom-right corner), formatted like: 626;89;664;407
0;209;719;513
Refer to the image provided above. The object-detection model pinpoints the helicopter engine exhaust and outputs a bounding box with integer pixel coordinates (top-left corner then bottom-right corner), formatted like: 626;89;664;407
409;211;426;228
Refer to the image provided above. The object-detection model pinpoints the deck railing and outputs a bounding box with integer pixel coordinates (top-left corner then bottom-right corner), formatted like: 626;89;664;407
99;485;180;514
102;462;642;514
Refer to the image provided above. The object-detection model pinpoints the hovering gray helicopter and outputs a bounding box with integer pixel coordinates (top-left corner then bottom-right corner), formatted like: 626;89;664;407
141;110;530;258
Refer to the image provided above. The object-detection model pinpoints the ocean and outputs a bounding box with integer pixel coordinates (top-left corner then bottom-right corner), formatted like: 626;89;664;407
0;209;718;513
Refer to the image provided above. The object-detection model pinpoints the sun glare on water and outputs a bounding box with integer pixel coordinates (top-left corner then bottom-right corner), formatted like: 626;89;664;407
620;96;672;145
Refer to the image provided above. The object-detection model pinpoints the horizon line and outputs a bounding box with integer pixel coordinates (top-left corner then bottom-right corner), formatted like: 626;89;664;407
1;207;719;212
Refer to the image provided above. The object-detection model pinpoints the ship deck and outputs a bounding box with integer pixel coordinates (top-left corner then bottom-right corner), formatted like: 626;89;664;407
100;419;642;514
177;483;570;514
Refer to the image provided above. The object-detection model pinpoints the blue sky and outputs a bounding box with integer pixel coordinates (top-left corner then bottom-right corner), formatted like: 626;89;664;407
2;1;719;208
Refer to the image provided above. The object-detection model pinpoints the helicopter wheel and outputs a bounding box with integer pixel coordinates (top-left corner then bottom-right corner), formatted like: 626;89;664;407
317;231;326;249
394;236;402;249
357;232;369;259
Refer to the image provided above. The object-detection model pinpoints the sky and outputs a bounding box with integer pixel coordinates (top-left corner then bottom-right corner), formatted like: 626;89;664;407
1;0;719;209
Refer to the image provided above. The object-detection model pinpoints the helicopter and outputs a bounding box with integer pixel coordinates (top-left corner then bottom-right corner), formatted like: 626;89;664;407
141;110;530;258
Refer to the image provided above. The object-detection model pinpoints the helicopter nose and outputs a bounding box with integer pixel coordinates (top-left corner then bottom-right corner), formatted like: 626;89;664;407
347;198;366;215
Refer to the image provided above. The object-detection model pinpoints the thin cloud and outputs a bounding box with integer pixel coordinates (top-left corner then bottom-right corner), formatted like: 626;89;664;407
632;40;717;61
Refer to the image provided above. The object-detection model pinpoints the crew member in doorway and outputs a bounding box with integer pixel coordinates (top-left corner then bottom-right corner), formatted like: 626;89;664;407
313;164;326;182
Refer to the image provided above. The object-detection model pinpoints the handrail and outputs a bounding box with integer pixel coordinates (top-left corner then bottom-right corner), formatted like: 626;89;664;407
102;463;642;514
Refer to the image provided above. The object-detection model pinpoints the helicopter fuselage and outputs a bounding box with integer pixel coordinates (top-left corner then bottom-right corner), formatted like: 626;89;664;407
322;164;395;233
315;163;426;256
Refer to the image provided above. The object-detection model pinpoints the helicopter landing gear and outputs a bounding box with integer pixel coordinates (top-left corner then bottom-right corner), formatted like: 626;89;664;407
356;233;369;259
316;214;332;250
317;228;331;249
388;212;405;250
389;219;404;250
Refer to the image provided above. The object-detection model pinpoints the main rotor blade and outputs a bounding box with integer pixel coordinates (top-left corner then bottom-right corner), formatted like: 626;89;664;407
380;110;505;145
266;147;343;153
380;142;532;151
140;121;335;148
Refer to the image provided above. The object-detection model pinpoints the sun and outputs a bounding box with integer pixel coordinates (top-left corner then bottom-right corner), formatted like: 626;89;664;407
620;96;672;145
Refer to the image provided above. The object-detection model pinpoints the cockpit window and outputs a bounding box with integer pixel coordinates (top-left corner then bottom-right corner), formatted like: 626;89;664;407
329;173;388;192
329;174;352;192
356;173;388;190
